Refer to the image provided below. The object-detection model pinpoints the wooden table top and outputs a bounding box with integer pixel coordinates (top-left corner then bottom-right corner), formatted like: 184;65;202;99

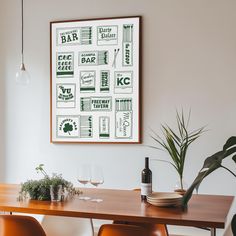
0;184;233;228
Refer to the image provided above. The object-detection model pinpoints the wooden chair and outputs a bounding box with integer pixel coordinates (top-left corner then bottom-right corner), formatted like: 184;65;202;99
0;215;46;236
113;221;169;236
232;214;236;235
98;224;146;236
113;188;169;236
41;215;94;236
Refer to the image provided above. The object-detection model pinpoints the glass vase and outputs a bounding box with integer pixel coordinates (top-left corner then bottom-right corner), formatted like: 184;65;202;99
174;179;188;195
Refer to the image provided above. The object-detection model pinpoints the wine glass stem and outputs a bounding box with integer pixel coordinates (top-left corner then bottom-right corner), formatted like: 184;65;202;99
95;186;103;202
96;186;98;200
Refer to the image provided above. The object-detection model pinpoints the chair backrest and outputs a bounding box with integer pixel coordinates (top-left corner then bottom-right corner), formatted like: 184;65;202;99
113;221;169;236
98;224;147;236
232;214;236;235
0;215;46;236
113;188;169;236
41;215;94;236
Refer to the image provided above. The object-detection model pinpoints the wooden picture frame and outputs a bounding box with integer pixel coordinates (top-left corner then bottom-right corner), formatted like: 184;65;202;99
50;16;141;143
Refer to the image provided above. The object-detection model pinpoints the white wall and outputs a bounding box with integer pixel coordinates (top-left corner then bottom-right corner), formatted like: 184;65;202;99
1;0;236;235
0;2;6;181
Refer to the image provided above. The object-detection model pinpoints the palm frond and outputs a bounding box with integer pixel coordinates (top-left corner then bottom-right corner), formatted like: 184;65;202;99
151;159;179;172
146;145;165;152
148;110;206;189
165;125;181;146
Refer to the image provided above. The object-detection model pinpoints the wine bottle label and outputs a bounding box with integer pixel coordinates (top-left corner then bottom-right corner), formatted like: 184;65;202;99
141;183;152;196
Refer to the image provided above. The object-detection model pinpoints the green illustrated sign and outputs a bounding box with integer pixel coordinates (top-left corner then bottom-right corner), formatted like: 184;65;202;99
56;52;74;78
100;70;110;92
56;84;76;108
97;26;118;45
115;98;133;138
80;97;112;111
115;111;133;138
112;48;120;69
80;116;93;138
57;27;92;46
57;116;79;138
114;71;133;93
115;98;132;111
78;51;108;66
99;116;110;138
122;24;133;66
80;71;96;92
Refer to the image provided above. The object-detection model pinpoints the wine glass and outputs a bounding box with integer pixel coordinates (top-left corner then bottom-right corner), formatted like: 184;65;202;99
90;166;104;202
77;165;91;200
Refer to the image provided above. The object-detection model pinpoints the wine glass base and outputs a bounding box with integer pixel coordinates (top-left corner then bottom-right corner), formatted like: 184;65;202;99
91;198;103;203
79;196;91;200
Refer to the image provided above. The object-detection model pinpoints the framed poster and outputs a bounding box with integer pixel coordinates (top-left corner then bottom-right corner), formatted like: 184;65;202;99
50;16;141;143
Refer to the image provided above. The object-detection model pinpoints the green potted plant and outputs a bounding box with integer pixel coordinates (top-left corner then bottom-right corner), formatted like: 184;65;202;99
149;110;205;194
19;164;80;201
182;136;236;207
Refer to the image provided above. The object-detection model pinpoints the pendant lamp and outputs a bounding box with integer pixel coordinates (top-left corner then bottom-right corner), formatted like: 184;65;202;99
16;0;30;85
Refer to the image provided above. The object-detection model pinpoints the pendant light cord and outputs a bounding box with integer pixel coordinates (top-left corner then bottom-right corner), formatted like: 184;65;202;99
21;0;24;64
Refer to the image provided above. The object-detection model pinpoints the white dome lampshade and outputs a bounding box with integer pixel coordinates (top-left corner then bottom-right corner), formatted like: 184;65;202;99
16;63;30;85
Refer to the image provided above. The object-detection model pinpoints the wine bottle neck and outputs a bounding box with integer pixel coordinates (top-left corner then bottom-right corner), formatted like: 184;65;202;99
145;157;149;168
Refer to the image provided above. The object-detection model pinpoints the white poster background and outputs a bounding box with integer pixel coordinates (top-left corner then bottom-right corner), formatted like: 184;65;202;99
51;17;140;143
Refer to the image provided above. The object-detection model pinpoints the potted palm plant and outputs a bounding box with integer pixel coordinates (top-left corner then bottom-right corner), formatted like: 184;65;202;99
149;110;205;194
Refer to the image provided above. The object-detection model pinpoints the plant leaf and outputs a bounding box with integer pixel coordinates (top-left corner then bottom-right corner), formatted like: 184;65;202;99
165;125;181;145
146;145;165;152
232;155;236;164
182;138;236;207
151;159;179;172
150;134;167;150
223;136;236;151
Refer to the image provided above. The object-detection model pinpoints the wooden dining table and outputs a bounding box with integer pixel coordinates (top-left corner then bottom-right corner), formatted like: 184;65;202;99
0;184;234;236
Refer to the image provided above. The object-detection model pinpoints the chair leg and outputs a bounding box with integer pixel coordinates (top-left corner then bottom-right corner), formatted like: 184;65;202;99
210;228;216;236
90;219;95;236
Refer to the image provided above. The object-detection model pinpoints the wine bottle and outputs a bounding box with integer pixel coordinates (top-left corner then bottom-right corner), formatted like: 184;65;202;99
141;157;152;200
